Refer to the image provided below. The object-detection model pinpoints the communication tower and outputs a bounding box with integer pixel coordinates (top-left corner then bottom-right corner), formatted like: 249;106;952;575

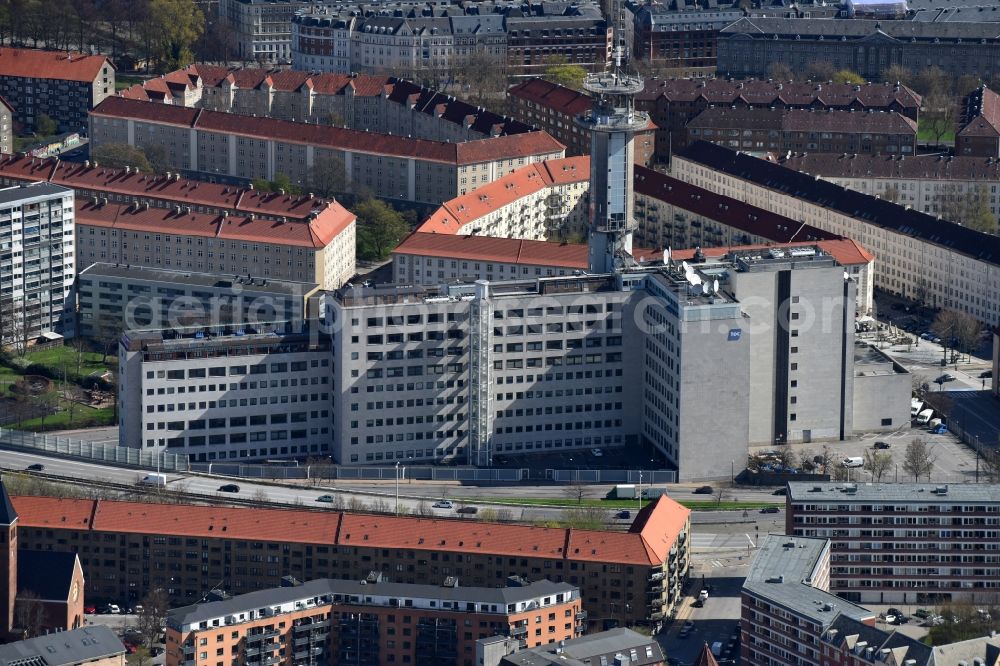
576;0;647;273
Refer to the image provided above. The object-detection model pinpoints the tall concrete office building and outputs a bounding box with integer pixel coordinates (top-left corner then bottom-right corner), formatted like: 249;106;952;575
0;183;75;343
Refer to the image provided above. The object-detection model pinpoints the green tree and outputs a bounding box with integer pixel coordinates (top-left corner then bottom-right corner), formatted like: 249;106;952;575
35;113;57;137
832;69;865;84
544;55;588;91
355;198;411;261
91;143;153;171
145;0;204;72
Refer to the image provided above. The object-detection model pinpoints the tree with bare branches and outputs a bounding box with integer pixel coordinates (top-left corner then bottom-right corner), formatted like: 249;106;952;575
903;437;936;482
863;449;893;483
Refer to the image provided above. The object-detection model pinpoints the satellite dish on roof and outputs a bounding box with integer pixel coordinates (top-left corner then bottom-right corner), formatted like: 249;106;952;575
702;282;710;295
713;278;719;294
664;247;671;266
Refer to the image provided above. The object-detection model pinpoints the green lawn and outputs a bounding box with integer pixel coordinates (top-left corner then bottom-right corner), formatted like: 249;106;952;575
23;345;114;375
115;74;148;91
918;118;955;143
15;400;115;432
459;496;781;511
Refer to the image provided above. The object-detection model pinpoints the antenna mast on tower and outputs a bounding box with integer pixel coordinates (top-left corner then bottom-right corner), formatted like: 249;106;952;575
576;0;647;274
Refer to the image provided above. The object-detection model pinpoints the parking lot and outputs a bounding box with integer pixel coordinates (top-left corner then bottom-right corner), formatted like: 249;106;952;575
750;427;979;483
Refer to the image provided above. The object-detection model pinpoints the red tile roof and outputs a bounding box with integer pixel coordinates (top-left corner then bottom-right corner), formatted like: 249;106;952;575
75;198;354;249
508;78;594;116
670;238;874;267
636;77;921;110
0;47;112;83
959;85;1000;139
687;107;917;134
419;157;586;233
0;154;351;223
10;494;690;566
394;232;590;269
93;97;563;165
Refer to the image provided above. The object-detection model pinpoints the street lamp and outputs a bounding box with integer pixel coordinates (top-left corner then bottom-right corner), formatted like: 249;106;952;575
395;462;406;515
638;470;643;512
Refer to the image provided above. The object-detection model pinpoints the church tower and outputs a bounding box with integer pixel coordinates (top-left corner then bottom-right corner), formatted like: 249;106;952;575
0;477;17;638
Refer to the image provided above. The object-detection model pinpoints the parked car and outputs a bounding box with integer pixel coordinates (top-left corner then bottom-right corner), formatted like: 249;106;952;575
678;627;692;638
693;486;713;495
432;500;453;509
884;614;898;625
913;609;931;619
887;608;903;619
315;495;335;503
683;621;694;630
616;510;632;519
591;448;603;457
874;441;891;449
218;484;240;493
980;370;993;378
698;590;709;602
26;463;44;471
760;507;780;514
935;373;956;384
84;604;96;614
456;506;478;514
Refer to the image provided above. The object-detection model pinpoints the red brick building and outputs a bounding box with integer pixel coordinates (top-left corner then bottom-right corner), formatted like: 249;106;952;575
635;78;921;161
11;494;691;629
957;85;1000;157
685;107;917;156
166;575;582;666
1;479;84;640
507;79;657;165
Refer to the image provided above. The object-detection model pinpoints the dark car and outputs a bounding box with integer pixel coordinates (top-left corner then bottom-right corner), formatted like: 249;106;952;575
980;370;993;378
693;486;713;494
874;441;891;449
772;488;787;496
218;484;240;493
935;373;956;384
616;510;632;519
456;506;478;514
26;463;44;471
760;507;780;514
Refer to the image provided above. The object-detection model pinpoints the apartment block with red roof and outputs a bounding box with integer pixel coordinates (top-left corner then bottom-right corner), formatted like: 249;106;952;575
507;79;656;165
417;156;590;241
0;154;352;224
73;197;356;291
124;66;536;145
0;47;114;134
88;97;565;205
10;494;691;631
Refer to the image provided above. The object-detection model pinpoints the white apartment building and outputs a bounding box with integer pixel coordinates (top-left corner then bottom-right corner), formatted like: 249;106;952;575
218;0;311;63
89;97;565;206
673;142;1000;322
118;324;332;460
418;157;590;238
0;183;75;342
778;152;1000;225
74;199;356;291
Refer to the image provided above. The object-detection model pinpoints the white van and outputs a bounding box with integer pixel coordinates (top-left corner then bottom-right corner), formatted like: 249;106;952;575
137;473;167;487
916;409;934;425
842;457;864;468
911;399;923;416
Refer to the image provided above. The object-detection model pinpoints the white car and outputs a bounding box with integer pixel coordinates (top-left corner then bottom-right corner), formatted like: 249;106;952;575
432;500;453;509
698;590;709;602
591;448;603;457
884;614;897;624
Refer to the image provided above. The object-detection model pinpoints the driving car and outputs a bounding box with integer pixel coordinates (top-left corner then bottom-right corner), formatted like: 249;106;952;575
616;510;632;519
980;370;993;378
693;486;713;494
218;484;240;493
935;373;956;384
874;441;891;449
760;507;780;514
772;488;787;496
456;506;478;514
315;495;335;503
432;500;453;509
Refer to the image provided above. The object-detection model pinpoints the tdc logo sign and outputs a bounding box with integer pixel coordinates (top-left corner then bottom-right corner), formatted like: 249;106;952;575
728;329;742;342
